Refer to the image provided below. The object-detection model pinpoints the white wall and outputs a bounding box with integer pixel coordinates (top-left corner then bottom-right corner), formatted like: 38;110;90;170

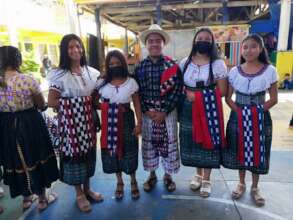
140;29;196;62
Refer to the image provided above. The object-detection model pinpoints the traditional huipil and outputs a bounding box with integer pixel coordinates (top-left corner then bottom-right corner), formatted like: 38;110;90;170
48;66;100;185
222;65;278;174
98;77;139;174
0;74;59;197
135;55;182;174
179;58;227;168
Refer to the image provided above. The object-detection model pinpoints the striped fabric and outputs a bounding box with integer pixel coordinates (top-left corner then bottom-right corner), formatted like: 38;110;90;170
237;105;265;167
160;57;180;96
42;113;60;155
100;102;124;158
101;108;138;174
235;91;266;106
151;121;168;158
229;42;241;66
191;87;226;150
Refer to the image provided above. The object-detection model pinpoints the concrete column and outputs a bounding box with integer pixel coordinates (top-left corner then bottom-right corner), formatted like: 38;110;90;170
64;0;81;35
277;0;291;51
3;0;18;46
95;7;105;71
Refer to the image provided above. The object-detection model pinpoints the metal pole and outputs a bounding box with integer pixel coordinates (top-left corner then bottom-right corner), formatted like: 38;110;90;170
222;0;229;24
125;28;129;56
156;0;162;25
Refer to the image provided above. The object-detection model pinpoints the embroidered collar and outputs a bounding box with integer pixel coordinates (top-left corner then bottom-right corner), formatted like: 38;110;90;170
238;65;268;78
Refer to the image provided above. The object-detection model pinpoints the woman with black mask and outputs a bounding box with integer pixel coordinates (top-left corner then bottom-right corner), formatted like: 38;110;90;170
179;28;228;198
96;50;142;200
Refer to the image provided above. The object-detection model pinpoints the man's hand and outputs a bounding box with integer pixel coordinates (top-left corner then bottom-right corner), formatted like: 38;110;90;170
145;111;156;119
152;111;167;124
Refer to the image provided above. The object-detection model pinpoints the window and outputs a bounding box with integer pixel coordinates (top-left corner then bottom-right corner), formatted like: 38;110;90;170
48;44;58;65
24;43;33;52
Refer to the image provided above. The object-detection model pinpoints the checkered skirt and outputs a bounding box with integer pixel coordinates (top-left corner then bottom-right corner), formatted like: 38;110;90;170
60;147;96;185
179;99;221;168
59;96;96;158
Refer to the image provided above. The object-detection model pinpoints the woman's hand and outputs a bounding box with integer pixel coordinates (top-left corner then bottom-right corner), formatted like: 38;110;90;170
186;90;195;102
145;111;155;119
153;112;167;124
133;124;142;137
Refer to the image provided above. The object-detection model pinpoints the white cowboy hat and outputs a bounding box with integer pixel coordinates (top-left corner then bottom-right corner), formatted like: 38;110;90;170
139;24;170;45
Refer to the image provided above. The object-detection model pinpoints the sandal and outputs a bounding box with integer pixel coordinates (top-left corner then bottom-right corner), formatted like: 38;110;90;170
232;183;246;199
251;187;265;207
115;182;124;200
200;180;212;198
0;187;4;198
143;175;157;192
131;180;140;200
22;195;36;211
85;190;103;203
190;175;202;191
37;192;58;212
76;194;91;212
163;175;176;192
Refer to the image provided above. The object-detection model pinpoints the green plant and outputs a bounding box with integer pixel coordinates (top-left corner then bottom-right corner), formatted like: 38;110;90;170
20;51;40;73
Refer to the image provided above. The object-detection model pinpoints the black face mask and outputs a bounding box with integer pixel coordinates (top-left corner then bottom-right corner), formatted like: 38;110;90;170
108;66;127;79
192;41;212;54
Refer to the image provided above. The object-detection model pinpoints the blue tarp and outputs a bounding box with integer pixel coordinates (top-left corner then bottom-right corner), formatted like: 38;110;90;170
250;0;293;50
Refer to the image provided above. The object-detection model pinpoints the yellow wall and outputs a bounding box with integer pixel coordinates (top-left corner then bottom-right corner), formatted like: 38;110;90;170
276;51;293;80
0;26;10;45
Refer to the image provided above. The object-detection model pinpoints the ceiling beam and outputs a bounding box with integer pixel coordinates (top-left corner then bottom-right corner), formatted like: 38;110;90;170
119;15;152;21
75;0;150;5
101;1;263;14
102;13;138;34
128;19;250;32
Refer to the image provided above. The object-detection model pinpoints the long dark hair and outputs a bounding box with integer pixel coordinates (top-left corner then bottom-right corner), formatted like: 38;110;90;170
103;50;129;84
59;34;87;71
240;34;270;65
0;46;22;88
183;28;220;84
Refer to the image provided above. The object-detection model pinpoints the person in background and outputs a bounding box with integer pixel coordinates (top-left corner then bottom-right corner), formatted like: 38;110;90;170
40;55;52;78
278;73;291;90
